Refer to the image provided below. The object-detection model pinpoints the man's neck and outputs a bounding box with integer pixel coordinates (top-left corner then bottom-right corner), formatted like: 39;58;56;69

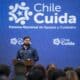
23;45;30;49
23;45;28;49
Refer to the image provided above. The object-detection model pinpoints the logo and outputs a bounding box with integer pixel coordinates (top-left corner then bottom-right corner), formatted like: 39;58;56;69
10;38;23;45
8;2;77;30
53;38;75;46
9;2;33;25
53;38;61;46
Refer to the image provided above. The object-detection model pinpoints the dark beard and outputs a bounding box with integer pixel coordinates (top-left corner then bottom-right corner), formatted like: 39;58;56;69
23;43;30;47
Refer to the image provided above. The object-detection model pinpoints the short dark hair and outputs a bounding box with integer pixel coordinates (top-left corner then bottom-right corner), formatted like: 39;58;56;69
28;64;46;80
64;66;73;72
0;64;10;77
48;69;66;80
27;69;44;80
23;36;31;40
32;64;46;78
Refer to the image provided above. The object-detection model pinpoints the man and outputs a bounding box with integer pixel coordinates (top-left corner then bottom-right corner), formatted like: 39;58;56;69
16;36;39;62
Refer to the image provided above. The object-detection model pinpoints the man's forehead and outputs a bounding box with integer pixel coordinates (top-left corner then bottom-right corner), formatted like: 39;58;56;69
24;38;30;41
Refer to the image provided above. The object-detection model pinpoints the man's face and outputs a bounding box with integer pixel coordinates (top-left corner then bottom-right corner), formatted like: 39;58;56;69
23;38;31;46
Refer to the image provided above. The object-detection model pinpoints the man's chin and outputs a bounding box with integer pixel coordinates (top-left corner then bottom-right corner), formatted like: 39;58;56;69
24;44;30;46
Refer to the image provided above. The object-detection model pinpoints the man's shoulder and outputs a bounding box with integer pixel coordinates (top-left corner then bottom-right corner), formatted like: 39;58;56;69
18;46;37;51
29;46;36;51
17;47;24;52
29;46;33;49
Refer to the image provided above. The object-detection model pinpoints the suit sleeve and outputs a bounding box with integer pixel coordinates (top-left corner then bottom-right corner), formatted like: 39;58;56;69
33;49;39;61
16;50;21;59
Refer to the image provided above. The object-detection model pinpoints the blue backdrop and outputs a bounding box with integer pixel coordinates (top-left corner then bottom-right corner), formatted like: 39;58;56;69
0;0;80;68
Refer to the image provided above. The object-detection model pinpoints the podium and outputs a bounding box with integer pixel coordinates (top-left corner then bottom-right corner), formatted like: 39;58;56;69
13;59;34;73
13;59;35;80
